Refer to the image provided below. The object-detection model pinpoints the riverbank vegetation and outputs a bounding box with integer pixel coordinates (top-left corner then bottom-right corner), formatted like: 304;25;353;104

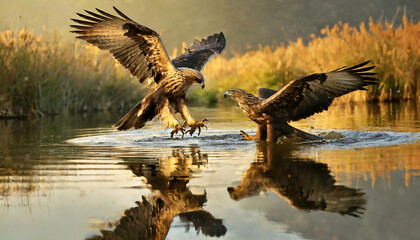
196;16;419;104
0;29;143;118
0;16;418;117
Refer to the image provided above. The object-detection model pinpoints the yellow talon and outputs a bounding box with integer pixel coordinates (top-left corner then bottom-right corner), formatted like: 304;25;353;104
240;130;252;140
187;119;209;136
170;124;185;138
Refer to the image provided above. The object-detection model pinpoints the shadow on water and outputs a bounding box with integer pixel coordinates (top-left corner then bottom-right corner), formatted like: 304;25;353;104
87;148;227;240
228;142;366;217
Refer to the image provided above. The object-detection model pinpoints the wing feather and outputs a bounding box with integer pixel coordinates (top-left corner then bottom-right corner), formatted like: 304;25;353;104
70;7;177;85
257;88;278;99
171;32;226;71
260;61;378;121
75;13;103;22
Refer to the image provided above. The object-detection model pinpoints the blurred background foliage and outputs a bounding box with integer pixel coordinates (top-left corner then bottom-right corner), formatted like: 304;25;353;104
0;0;419;117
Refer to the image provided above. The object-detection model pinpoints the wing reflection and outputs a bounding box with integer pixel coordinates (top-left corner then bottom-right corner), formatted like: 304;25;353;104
228;142;366;217
88;148;226;240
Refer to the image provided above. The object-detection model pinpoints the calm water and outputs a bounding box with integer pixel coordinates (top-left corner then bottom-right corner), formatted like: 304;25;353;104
1;102;420;240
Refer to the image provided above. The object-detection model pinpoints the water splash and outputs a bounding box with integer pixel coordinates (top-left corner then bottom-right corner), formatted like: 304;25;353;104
68;128;420;151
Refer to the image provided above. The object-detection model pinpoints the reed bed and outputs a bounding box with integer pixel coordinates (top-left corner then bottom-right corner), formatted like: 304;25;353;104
1;16;418;117
196;16;420;104
0;29;143;118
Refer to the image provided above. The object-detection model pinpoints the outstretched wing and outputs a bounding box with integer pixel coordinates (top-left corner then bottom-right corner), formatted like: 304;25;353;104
260;61;378;121
257;88;278;99
70;7;176;85
171;32;226;71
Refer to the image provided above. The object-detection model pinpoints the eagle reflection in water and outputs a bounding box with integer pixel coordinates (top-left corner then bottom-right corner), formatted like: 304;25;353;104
228;142;366;217
87;148;226;240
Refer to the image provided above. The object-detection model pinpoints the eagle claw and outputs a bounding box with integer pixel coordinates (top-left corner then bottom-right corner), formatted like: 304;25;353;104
186;119;209;136
170;124;185;138
240;130;252;140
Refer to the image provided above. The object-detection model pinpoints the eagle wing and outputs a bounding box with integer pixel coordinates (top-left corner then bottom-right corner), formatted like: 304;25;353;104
257;88;278;99
171;32;226;71
70;7;176;85
260;61;378;122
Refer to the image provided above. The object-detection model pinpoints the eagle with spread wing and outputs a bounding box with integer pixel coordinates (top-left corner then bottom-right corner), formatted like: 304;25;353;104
70;7;225;137
224;61;378;142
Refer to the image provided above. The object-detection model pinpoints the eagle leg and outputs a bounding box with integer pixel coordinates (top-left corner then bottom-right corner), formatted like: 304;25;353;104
177;98;209;136
267;123;282;142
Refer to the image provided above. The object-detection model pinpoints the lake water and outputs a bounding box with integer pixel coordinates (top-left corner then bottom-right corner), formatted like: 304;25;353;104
1;102;420;240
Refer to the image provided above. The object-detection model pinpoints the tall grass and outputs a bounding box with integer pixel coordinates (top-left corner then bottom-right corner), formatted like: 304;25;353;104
1;16;418;117
0;29;143;118
195;16;420;103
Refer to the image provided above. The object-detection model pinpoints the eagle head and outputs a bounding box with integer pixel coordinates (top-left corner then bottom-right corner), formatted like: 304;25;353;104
224;88;252;100
180;68;205;89
224;88;261;106
224;89;239;99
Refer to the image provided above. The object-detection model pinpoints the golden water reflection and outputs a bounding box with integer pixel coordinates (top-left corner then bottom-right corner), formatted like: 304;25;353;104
228;142;366;217
314;143;420;188
292;101;420;188
1;102;420;240
88;148;227;240
293;101;419;132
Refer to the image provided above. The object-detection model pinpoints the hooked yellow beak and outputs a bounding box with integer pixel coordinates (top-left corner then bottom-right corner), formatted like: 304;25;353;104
224;91;231;98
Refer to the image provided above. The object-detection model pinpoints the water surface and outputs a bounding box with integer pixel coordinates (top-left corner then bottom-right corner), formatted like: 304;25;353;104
1;102;419;240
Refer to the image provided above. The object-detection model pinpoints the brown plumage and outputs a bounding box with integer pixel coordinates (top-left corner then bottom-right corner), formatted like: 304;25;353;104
224;61;378;142
70;7;225;137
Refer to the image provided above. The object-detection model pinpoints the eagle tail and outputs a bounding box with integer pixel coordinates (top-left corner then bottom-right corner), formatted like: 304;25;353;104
290;126;323;140
281;123;323;140
113;98;157;131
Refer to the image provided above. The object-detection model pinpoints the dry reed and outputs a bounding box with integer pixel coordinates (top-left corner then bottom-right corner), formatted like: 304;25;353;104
1;16;418;117
0;29;143;117
195;16;420;103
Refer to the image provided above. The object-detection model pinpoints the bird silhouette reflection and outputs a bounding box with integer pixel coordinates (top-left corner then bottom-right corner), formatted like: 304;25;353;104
228;142;366;217
87;148;226;240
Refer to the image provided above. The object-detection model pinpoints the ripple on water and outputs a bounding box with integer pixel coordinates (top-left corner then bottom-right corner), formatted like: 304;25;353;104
67;128;420;151
301;129;420;150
